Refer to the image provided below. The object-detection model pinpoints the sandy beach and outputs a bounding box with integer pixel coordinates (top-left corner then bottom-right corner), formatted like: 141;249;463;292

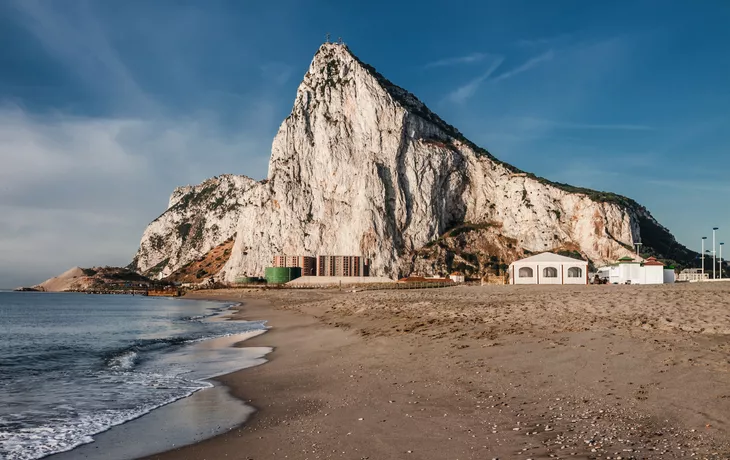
145;283;730;459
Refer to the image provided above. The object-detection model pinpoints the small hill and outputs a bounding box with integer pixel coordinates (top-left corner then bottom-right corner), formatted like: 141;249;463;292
34;267;86;292
34;266;154;292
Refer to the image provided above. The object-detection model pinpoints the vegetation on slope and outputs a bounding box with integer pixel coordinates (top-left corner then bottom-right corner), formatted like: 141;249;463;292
411;221;600;279
165;236;235;283
412;222;519;278
636;216;696;268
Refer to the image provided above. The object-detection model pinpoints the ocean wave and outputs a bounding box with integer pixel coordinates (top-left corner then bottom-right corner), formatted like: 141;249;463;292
106;350;137;371
1;296;269;460
0;380;207;460
103;326;266;371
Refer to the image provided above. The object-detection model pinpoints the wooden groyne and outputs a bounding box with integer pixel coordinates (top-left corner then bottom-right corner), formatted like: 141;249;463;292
66;289;148;295
63;288;183;296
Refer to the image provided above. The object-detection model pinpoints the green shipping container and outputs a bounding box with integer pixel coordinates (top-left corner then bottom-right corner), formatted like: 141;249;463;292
265;267;301;284
235;277;257;284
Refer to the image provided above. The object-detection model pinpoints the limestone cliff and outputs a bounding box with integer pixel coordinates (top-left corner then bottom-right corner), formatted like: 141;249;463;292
130;174;257;278
132;43;694;281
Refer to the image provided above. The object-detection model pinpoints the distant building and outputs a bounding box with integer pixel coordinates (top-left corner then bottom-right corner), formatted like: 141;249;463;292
273;255;317;276
316;255;370;277
398;276;452;284
509;252;588;285
596;256;674;284
677;268;708;282
449;272;465;283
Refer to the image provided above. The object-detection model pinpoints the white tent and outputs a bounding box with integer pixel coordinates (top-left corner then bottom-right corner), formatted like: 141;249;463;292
509;252;588;285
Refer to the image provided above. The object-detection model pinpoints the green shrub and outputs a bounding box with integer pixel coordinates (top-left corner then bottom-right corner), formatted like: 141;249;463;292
461;252;479;266
177;223;192;241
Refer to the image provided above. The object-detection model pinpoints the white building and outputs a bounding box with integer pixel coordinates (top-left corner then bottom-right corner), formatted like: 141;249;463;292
449;272;465;283
509;252;588;285
596;256;675;284
677;268;708;282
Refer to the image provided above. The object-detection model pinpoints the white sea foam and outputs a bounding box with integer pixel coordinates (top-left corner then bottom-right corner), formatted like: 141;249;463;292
0;335;269;460
0;297;269;460
107;350;138;371
0;384;205;460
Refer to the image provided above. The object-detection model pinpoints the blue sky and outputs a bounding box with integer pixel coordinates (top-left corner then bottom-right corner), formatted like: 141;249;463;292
1;0;729;287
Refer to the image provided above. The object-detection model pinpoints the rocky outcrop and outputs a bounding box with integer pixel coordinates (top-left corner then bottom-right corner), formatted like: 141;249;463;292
34;266;152;292
132;43;694;281
130;174;259;278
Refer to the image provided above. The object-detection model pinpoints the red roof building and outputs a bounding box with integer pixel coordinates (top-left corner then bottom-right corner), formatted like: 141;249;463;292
643;257;665;266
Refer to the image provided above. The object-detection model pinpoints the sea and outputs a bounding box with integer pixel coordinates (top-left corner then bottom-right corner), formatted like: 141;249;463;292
0;291;269;460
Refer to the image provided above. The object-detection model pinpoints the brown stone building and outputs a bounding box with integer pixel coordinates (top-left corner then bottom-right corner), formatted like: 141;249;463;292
272;255;317;276
316;255;370;277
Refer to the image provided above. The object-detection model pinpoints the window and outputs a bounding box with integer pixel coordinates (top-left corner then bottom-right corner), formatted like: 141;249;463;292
518;267;534;278
543;267;558;278
567;267;582;278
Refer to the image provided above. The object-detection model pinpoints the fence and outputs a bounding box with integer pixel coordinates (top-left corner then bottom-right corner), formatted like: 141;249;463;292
229;281;457;291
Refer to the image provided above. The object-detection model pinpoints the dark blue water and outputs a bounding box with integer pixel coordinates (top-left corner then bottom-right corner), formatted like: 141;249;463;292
0;291;267;460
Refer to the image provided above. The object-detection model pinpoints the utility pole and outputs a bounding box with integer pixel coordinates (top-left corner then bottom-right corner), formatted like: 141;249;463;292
702;236;707;280
713;227;719;279
720;242;724;280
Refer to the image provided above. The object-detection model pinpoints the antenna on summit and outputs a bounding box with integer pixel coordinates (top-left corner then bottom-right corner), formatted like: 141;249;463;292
325;33;330;43
337;36;343;44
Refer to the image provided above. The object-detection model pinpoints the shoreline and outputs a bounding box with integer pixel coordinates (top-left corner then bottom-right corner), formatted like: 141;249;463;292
37;298;269;460
141;293;348;459
143;284;730;459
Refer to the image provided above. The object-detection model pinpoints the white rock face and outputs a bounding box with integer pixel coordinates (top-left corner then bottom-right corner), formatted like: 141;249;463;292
132;174;262;278
133;43;688;280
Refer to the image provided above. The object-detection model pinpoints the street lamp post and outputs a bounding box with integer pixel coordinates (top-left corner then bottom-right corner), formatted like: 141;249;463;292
634;242;643;260
702;237;707;280
721;242;725;280
710;229;716;278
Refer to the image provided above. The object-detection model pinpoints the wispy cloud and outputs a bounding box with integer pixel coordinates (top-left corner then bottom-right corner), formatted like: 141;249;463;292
10;0;152;112
515;34;572;48
445;57;504;103
512;116;654;131
492;49;554;82
425;52;489;68
260;62;293;85
559;122;653;131
0;1;291;287
645;179;730;194
0;104;275;286
444;49;554;103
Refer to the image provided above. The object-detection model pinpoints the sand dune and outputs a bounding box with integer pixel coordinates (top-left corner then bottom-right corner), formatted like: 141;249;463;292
35;267;86;292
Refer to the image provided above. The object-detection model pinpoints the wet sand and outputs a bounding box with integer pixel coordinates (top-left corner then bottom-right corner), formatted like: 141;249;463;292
145;283;730;459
